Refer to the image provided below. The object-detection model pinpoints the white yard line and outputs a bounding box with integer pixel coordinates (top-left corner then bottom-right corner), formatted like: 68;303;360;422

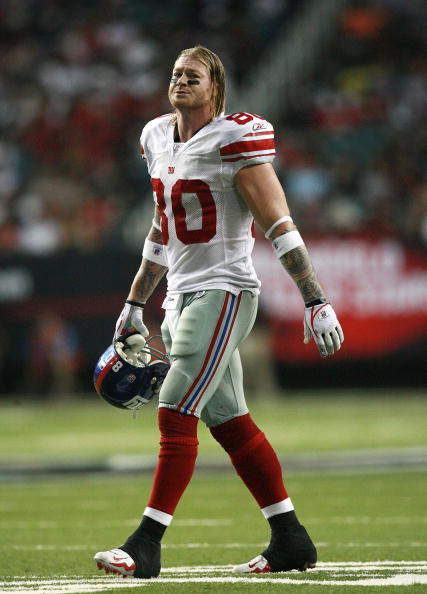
7;561;427;576
307;516;427;525
172;519;233;526
330;542;427;548
6;541;427;551
1;574;427;592
121;575;427;586
0;518;233;529
2;562;427;592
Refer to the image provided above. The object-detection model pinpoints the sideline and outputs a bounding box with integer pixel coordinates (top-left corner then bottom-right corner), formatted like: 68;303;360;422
1;446;427;480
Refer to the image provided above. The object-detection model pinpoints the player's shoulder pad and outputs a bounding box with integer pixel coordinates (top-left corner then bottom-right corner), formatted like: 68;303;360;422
140;114;173;153
216;112;275;163
218;112;274;145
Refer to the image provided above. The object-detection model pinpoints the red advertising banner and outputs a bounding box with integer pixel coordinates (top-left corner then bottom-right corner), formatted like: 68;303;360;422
253;237;427;363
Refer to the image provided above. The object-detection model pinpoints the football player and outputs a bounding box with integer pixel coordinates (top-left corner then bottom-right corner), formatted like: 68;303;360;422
94;45;343;578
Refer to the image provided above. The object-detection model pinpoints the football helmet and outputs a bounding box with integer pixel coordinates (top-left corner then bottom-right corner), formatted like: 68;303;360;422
94;333;169;410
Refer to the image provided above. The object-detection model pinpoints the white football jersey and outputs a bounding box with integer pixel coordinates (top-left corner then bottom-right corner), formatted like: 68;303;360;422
140;111;276;295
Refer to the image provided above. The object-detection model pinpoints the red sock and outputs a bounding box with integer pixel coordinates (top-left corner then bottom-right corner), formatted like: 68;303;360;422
147;408;198;516
210;414;288;509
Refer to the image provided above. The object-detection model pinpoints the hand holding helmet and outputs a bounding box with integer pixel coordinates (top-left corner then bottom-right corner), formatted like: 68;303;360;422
114;299;149;341
94;333;169;410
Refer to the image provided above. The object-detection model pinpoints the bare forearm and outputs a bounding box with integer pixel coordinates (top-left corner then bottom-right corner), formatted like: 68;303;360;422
128;227;167;302
128;260;167;302
280;242;326;304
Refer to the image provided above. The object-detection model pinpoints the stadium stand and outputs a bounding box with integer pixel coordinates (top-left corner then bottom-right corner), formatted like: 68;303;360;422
0;0;300;254
0;0;425;255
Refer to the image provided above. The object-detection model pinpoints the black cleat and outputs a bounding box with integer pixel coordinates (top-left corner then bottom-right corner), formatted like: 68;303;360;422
94;533;161;579
233;524;317;574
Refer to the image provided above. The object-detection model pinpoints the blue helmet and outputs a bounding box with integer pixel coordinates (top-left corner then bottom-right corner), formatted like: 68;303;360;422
94;333;169;410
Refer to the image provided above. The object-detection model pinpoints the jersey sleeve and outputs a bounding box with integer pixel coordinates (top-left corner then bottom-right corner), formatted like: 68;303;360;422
139;127;147;162
139;114;170;168
219;117;276;177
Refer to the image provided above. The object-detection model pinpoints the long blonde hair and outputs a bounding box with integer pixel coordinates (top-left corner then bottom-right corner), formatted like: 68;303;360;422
170;45;226;122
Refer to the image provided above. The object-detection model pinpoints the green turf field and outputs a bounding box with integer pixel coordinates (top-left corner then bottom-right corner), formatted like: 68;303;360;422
0;391;426;592
1;390;427;461
0;471;426;592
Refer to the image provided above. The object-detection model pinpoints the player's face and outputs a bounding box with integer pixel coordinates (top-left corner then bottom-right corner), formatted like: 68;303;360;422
169;57;215;112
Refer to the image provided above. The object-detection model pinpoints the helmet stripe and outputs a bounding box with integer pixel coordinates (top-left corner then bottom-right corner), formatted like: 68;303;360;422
94;353;120;395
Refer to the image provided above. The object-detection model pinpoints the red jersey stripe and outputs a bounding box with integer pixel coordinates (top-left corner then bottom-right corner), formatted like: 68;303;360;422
243;131;274;137
221;151;276;163
220;138;275;156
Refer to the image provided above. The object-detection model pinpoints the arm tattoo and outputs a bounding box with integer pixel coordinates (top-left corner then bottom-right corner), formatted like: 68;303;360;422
136;259;167;302
147;227;163;243
280;244;326;303
131;212;167;301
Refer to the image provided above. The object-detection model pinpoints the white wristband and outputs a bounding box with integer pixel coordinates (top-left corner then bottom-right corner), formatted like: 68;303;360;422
265;216;293;239
152;218;161;231
272;230;304;258
142;239;167;266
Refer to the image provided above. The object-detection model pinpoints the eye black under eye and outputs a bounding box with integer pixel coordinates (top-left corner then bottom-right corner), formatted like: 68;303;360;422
171;73;200;85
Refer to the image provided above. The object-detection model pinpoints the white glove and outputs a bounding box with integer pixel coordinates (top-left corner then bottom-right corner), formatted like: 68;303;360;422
114;299;149;341
303;302;344;357
116;333;151;366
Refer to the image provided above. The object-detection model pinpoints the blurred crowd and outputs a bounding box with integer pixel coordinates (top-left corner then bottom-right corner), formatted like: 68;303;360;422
277;0;427;244
0;0;426;256
0;0;297;255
